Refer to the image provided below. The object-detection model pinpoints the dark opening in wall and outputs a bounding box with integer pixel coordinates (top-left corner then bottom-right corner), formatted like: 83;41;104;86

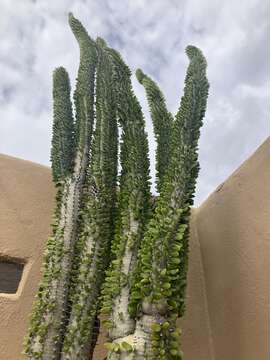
0;257;24;294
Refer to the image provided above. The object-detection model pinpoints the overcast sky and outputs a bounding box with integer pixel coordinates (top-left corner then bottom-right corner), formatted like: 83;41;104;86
1;0;270;205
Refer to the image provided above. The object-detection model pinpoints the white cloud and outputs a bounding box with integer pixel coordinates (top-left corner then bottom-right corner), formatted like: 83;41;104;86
0;0;270;205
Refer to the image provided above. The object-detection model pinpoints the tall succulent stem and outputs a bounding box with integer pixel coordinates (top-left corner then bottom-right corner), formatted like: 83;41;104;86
136;69;173;193
24;13;97;360
128;46;209;359
61;37;118;360
99;46;152;355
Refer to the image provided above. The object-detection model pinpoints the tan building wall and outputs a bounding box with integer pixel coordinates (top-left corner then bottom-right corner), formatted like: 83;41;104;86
1;137;270;359
195;136;270;360
0;154;55;359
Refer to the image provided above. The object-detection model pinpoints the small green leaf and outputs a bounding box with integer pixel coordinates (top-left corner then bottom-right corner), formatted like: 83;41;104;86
162;321;170;329
163;282;171;289
160;268;167;276
151;323;161;332
170;348;179;356
104;342;115;351
120;341;133;352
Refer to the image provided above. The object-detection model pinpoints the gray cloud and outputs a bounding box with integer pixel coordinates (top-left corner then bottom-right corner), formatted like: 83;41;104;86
0;0;270;206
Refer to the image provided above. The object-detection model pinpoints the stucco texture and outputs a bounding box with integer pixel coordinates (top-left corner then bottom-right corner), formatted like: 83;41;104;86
0;154;55;359
1;137;270;359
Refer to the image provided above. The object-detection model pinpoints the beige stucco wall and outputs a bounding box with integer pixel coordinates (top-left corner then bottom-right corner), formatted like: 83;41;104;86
1;136;270;359
195;136;270;360
0;154;55;359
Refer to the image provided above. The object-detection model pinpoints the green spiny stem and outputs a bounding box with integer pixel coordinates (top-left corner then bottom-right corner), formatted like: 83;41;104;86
61;38;118;360
164;46;209;319
68;13;96;153
128;45;209;359
50;67;75;184
24;14;97;360
136;69;173;194
23;67;74;359
99;44;152;350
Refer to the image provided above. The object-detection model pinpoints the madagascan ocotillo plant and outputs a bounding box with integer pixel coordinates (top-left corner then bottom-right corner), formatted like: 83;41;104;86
24;13;209;360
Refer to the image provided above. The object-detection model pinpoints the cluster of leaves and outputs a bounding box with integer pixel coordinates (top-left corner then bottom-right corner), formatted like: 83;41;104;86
150;321;183;359
104;341;134;353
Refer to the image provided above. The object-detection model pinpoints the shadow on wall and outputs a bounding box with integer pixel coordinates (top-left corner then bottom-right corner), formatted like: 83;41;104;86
0;256;24;294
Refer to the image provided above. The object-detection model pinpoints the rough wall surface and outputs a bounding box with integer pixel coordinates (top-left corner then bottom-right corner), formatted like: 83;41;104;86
1;137;270;359
0;154;55;360
196;136;270;360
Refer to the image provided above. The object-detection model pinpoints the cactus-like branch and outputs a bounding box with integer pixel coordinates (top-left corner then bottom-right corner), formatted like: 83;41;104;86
136;69;173;193
165;46;209;318
99;45;152;355
127;45;209;359
24;14;97;360
50;67;75;184
61;38;118;360
68;13;96;153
